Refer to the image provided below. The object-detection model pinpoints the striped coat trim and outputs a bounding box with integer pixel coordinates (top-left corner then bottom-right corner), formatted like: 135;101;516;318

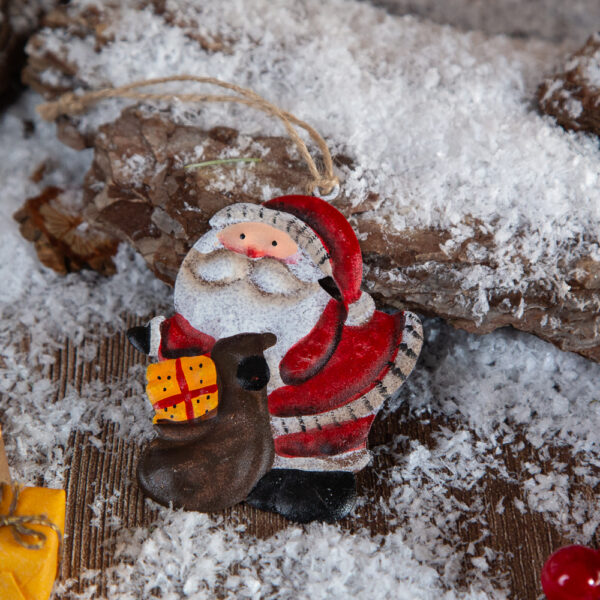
272;447;371;472
270;311;423;471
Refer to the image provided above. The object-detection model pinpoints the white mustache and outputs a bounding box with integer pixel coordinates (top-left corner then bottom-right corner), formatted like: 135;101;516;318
186;249;314;296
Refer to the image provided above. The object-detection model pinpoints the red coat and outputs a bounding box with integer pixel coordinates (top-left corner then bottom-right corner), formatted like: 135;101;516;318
156;302;414;473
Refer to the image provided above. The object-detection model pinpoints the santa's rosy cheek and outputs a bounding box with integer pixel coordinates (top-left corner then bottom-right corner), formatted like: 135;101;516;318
282;251;301;264
217;222;298;260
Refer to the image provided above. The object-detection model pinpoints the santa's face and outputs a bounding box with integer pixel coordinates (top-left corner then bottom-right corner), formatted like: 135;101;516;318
217;222;299;260
174;222;331;389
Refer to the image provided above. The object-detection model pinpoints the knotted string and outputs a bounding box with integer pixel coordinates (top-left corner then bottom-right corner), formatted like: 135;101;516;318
37;75;339;196
0;483;63;556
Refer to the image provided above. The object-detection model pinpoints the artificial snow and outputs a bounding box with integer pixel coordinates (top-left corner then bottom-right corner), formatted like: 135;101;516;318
367;0;600;43
26;0;600;314
0;0;599;598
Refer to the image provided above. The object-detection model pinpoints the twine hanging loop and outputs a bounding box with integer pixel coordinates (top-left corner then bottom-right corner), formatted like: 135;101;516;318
37;76;340;197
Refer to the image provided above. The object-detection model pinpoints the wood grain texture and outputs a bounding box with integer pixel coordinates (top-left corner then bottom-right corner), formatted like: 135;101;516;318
49;315;594;599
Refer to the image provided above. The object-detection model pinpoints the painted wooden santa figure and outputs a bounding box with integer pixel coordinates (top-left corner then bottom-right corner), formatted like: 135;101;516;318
128;195;423;522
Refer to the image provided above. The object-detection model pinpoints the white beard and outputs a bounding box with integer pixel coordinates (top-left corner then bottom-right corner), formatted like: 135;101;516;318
174;246;331;391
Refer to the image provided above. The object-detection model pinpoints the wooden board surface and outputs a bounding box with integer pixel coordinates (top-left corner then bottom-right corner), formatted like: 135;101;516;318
47;314;596;599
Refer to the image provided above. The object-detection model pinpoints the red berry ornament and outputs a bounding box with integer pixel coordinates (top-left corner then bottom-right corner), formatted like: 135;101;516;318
541;545;600;600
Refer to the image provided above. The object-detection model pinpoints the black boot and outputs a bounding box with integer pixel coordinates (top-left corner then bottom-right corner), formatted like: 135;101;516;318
246;469;356;523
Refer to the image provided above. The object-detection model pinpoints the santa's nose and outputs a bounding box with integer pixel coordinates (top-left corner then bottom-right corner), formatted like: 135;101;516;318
245;246;266;259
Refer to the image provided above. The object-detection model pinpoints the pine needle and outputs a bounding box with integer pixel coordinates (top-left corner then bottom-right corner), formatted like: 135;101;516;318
184;157;261;170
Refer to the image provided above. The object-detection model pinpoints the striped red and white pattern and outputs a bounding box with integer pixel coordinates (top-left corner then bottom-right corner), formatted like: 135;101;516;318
269;311;423;472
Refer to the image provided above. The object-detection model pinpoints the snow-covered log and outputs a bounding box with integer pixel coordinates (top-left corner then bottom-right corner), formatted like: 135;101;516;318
17;0;600;363
538;34;600;137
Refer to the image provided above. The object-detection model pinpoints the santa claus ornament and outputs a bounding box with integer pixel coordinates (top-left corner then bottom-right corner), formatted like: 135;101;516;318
39;77;423;523
127;195;423;522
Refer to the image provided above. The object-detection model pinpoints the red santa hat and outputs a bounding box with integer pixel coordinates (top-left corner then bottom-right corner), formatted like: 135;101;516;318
208;195;376;385
263;195;363;308
209;195;363;309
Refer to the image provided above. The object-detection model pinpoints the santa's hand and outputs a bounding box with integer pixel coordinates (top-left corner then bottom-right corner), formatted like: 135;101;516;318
127;316;165;357
237;355;271;391
127;325;150;354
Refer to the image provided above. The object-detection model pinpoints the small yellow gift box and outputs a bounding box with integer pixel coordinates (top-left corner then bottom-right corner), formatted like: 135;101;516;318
146;355;218;423
0;484;65;600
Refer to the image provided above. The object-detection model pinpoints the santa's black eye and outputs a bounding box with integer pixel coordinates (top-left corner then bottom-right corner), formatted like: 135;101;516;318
272;240;278;246
240;233;246;240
